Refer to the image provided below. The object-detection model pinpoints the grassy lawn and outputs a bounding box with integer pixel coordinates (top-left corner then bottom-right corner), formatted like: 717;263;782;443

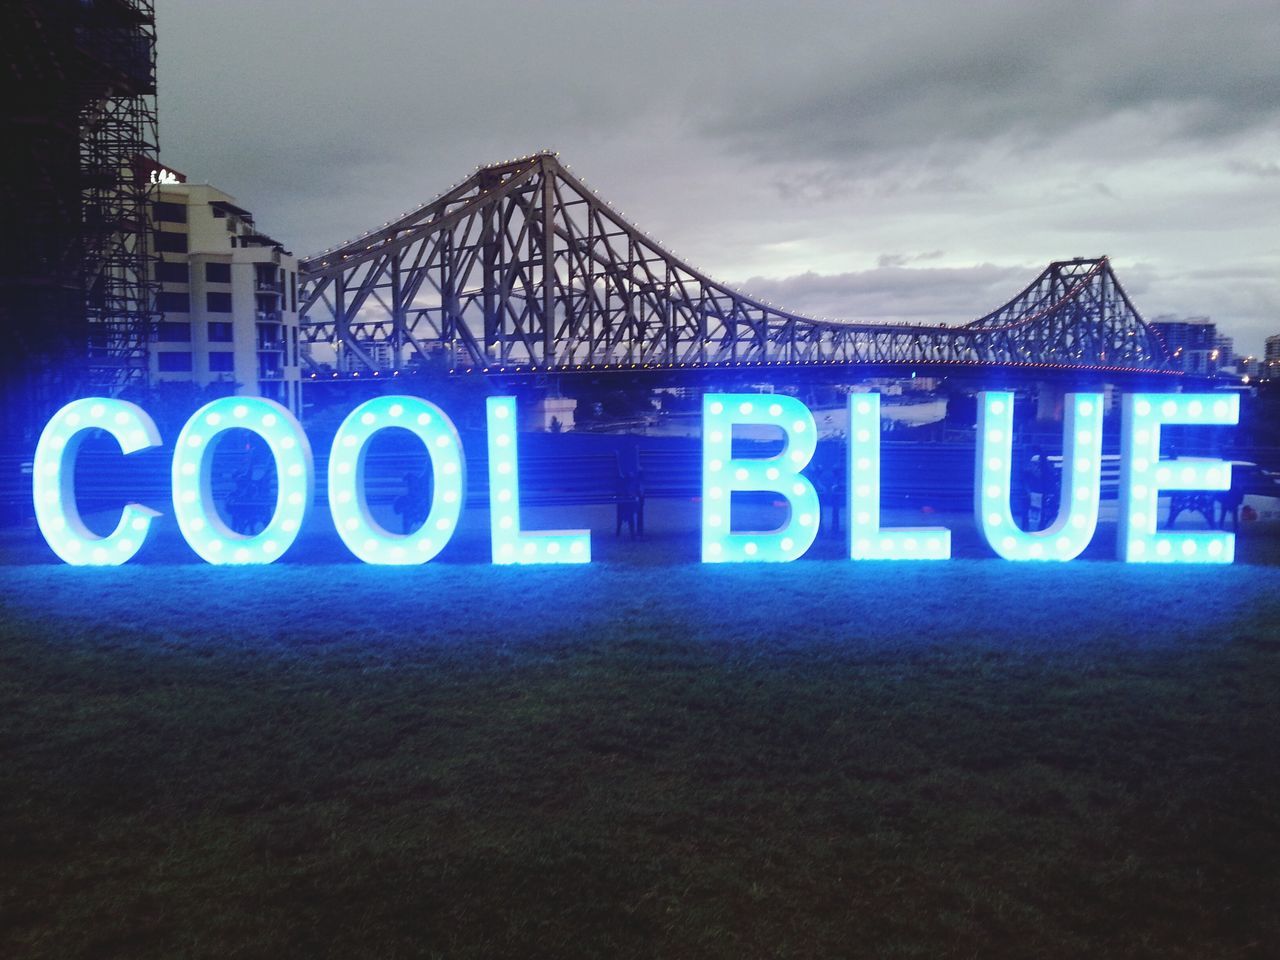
2;507;1279;958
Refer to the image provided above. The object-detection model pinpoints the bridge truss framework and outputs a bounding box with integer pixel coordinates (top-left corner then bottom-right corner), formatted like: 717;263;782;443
298;152;1175;382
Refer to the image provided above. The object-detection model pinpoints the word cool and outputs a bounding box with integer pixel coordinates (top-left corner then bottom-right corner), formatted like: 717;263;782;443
35;391;1239;567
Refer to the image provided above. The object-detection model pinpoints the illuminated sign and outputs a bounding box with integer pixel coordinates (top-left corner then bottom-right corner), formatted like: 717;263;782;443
33;398;161;565
975;391;1102;561
849;392;951;560
134;157;187;186
486;396;590;564
32;392;1239;566
171;396;312;565
1117;393;1238;563
701;393;819;563
329;396;463;565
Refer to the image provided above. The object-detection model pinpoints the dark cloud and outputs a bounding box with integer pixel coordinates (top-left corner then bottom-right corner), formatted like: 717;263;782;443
770;164;978;205
1228;159;1280;179
739;263;1033;325
703;1;1280;164
877;251;945;268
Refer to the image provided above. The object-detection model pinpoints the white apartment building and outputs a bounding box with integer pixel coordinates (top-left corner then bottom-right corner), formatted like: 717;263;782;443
150;182;302;415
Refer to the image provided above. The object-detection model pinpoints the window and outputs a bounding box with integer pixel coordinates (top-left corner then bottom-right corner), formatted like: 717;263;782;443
156;322;191;342
209;352;235;373
290;271;297;312
205;262;231;284
208;321;234;343
158;291;190;313
154;230;188;253
157;261;188;284
153;201;187;224
206;292;233;313
157;352;192;372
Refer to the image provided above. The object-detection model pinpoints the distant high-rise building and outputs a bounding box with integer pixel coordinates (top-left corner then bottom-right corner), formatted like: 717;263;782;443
1266;333;1280;379
149;181;303;415
340;340;396;372
1237;356;1261;378
1149;316;1221;375
1215;334;1234;366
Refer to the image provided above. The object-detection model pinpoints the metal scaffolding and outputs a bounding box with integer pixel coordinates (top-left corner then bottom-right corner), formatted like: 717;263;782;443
1;0;160;439
77;0;161;390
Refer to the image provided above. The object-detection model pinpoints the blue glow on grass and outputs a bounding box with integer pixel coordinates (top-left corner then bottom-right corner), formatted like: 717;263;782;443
975;391;1103;561
328;396;465;564
33;398;162;565
701;393;819;562
171;397;313;564
1118;393;1237;564
486;397;590;564
847;393;950;560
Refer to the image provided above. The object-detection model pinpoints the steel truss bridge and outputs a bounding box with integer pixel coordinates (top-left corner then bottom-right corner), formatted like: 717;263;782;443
299;152;1176;382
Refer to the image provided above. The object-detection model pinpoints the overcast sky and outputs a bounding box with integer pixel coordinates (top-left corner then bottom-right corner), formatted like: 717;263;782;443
156;0;1280;354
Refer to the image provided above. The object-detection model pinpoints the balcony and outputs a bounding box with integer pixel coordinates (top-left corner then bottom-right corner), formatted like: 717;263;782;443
255;311;282;324
257;339;285;352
